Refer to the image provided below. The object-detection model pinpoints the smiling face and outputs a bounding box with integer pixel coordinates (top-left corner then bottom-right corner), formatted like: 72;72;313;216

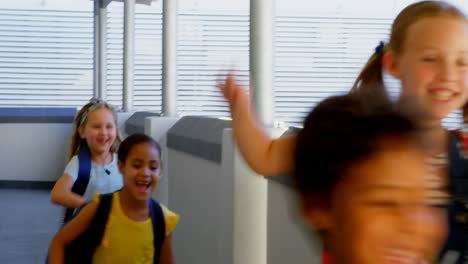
387;16;468;121
309;142;448;264
118;142;161;201
78;107;117;156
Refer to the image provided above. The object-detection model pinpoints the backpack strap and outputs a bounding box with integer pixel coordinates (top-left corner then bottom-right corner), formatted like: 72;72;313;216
63;142;92;223
449;131;468;200
64;192;114;264
85;193;113;251
150;198;166;264
440;130;468;263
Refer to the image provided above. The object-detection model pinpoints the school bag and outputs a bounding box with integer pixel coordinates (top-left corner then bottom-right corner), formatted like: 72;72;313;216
49;192;166;264
63;142;92;223
439;130;468;264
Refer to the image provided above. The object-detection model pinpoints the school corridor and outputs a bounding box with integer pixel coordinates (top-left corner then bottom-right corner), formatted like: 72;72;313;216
0;188;61;264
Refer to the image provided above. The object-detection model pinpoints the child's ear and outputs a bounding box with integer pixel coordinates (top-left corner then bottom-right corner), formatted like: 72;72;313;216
157;162;163;178
302;206;334;231
117;160;125;175
300;197;334;231
78;126;85;139
382;51;401;79
156;169;162;179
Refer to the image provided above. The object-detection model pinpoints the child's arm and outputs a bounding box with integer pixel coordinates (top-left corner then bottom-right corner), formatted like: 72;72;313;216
159;234;175;264
50;174;88;208
218;74;296;176
48;202;98;264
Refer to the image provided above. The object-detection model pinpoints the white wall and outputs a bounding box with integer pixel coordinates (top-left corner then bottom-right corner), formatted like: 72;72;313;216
227;129;268;264
0;112;133;183
262;128;322;264
168;148;234;264
145;116;179;206
167;128;268;264
0;123;72;182
117;112;134;138
267;180;322;264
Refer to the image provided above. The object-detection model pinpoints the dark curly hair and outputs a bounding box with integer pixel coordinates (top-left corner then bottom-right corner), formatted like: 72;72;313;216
294;91;423;205
118;133;162;163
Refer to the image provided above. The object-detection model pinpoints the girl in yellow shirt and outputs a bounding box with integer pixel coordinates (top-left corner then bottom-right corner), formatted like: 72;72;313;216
49;133;179;264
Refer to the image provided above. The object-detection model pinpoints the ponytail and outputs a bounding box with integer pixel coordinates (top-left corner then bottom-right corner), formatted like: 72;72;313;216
349;42;388;102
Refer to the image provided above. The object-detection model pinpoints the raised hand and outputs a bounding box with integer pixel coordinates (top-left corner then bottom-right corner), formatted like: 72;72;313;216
217;73;248;109
216;72;295;175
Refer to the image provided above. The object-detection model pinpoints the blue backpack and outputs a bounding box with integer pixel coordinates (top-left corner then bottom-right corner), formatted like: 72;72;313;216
439;131;468;264
63;142;92;223
49;192;166;264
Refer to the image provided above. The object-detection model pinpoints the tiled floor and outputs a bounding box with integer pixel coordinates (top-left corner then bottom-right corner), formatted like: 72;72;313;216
0;189;61;264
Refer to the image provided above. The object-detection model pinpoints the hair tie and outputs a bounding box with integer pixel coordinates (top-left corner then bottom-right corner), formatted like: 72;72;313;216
375;41;385;54
79;97;108;127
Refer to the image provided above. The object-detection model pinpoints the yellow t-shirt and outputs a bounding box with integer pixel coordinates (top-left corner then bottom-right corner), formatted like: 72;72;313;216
92;192;179;264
